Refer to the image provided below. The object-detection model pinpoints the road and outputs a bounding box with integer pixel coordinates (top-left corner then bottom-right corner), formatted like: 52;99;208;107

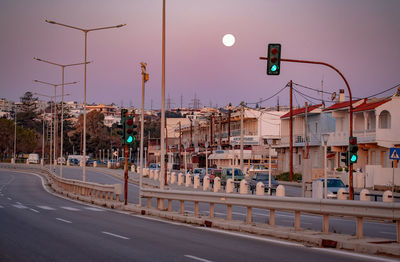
0;169;395;262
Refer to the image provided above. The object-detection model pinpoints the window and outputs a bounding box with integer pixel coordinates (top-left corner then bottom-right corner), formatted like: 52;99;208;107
379;110;391;129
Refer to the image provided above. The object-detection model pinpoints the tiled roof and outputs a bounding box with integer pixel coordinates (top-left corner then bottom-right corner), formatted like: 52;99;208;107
353;98;391;112
323;99;364;111
281;104;322;119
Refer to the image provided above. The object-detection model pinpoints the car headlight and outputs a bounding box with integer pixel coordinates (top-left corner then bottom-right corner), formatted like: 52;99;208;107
327;190;336;198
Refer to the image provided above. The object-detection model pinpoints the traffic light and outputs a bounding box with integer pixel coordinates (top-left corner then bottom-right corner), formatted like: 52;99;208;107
119;109;127;144
125;114;137;145
267;43;281;75
349;136;358;164
340;151;349;166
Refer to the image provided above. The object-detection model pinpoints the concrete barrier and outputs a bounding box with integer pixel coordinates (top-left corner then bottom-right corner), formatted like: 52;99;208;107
107;162;111;168
11;158;15;164
154;170;159;181
93;161;97;168
26;159;29;165
170;172;177;184
193;175;200;189
276;185;285;197
149;170;154;179
178;173;184;186
383;190;394;203
203;175;210;191
41;159;44;166
226;178;234;193
337;188;348;200
360;189;370;201
240;179;248;194
214;177;221;192
185;173;192;187
256;182;265;196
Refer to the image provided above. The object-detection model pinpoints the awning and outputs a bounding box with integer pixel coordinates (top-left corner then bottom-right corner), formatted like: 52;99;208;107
208;153;234;160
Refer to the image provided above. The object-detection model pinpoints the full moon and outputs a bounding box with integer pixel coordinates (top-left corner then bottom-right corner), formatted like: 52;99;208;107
222;34;235;47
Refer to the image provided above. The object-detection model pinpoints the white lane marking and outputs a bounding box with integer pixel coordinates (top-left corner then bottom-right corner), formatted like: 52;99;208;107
310;246;399;262
12;204;28;209
7;197;12;200
60;206;80;211
102;231;130;240
16;202;21;205
29;208;40;213
84;207;105;212
379;231;396;235
184;255;214;262
56;218;72;224
37;205;56;210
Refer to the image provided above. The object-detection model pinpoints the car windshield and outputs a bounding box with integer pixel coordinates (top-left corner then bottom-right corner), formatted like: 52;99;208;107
194;169;203;174
327;179;345;187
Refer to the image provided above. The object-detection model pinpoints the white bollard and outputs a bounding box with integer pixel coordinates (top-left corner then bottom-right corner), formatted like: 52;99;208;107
170;172;177;184
203;175;210;191
337;188;348;200
178;173;184;186
193;174;200;189
11;158;15;164
167;173;171;183
93;161;97;168
226;178;234;193
240;179;248;194
214;177;221;192
149;170;154;179
185;173;192;187
107;161;111;168
383;190;394;203
276;185;285;197
256;182;265;196
26;159;29;165
41;159;44;166
80;160;84;167
360;189;370;201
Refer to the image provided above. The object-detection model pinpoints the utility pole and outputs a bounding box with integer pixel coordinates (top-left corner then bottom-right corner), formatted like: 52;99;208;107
228;104;231;149
289;80;293;182
240;102;244;173
139;62;149;207
179;121;182;169
219;113;222;147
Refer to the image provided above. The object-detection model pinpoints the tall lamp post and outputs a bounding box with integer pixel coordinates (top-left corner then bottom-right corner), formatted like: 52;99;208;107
205;141;209;176
34;57;87;177
322;133;330;199
45;19;126;181
267;138;273;195
139;62;149;206
34;80;77;174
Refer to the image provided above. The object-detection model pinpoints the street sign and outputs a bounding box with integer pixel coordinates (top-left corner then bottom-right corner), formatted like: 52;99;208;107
389;147;400;160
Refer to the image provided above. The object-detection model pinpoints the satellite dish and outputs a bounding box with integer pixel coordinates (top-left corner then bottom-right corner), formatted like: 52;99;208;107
331;92;337;101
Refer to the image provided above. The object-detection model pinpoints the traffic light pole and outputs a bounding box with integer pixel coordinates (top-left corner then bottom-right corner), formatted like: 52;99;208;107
124;144;128;205
259;57;355;199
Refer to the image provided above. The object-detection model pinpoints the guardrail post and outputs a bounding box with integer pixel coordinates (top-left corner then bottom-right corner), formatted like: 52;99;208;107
195;201;199;216
209;203;214;218
246;207;252;224
294;211;301;231
323;214;329;234
180;200;184;214
270;209;275;227
276;185;285;197
227;204;232;221
357;217;363;239
168;199;172;212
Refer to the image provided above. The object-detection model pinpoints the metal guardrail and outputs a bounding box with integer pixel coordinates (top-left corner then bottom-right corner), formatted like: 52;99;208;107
0;163;123;202
141;188;400;242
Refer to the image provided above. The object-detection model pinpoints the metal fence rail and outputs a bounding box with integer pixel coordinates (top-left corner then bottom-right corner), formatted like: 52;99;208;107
141;188;400;242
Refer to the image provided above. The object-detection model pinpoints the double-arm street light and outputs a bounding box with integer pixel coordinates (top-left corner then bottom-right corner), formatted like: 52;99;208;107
45;19;126;182
34;57;89;177
34;80;78;175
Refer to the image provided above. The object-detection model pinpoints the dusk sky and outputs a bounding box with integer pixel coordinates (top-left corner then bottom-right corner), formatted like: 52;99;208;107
1;0;399;109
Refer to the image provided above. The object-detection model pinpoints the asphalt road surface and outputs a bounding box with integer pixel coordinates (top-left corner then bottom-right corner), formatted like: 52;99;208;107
1;169;396;262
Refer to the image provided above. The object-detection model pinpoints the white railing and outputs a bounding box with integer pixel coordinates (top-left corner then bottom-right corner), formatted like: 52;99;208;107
141;188;400;242
0;163;123;202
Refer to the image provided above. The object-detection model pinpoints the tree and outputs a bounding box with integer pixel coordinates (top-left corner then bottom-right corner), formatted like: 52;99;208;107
16;92;41;132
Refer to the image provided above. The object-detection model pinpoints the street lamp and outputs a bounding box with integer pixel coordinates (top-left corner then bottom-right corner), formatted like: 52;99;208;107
267;138;273;195
34;80;77;174
321;133;330;199
45;19;126;181
34;57;88;177
184;142;189;174
205;141;209;176
139;62;149;206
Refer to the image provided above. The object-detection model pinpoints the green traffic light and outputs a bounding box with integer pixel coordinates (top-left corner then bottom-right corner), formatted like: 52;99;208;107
271;65;278;72
350;154;357;162
127;136;133;143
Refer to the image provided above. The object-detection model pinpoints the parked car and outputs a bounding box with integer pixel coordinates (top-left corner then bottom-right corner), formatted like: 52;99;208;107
220;167;245;186
248;172;279;194
69;158;79;166
28;153;40;164
317;178;347;198
149;163;161;170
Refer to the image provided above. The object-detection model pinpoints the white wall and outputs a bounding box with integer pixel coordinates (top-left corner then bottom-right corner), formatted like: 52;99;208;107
365;164;400;188
376;96;400;148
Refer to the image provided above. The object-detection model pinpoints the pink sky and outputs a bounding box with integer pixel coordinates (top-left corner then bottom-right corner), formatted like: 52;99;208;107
1;0;399;109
